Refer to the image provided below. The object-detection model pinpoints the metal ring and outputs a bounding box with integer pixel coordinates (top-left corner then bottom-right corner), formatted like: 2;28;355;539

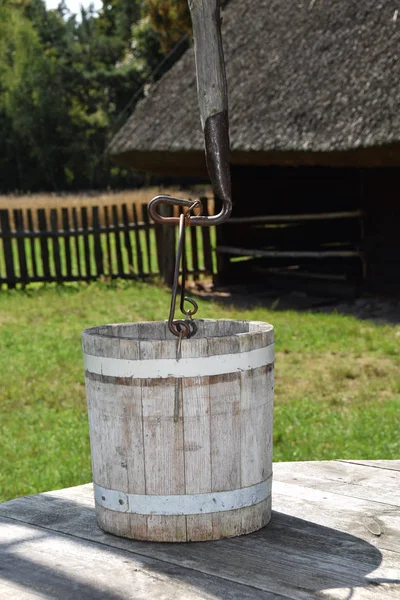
169;320;191;338
182;297;198;318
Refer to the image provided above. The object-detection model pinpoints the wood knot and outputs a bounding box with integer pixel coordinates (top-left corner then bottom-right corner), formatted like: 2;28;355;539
363;516;384;537
184;442;203;452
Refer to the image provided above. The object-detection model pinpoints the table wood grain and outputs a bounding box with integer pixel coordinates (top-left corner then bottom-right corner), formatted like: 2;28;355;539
0;460;399;599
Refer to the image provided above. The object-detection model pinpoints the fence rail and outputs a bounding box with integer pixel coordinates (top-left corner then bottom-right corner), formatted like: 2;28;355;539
0;199;215;288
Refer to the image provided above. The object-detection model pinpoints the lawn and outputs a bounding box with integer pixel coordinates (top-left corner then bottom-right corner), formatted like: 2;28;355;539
0;281;399;502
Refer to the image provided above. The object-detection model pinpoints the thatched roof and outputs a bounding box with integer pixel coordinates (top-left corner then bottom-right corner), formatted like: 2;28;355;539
110;0;400;173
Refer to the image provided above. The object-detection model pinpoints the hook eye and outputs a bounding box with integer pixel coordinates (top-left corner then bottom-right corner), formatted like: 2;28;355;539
148;195;203;225
183;297;198;318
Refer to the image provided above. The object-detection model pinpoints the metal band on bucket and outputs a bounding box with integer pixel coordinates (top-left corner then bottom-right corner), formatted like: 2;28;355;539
94;476;272;515
84;344;274;379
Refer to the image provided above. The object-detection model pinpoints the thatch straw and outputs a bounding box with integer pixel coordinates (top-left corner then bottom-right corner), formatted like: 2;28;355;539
110;0;400;167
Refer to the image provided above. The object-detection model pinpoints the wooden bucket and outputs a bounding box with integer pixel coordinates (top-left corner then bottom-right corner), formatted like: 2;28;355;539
82;319;274;542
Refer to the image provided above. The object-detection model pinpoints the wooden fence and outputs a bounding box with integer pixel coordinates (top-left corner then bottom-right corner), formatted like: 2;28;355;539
0;199;215;288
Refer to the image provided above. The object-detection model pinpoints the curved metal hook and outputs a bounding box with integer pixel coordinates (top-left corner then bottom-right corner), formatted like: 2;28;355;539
149;195;203;225
168;207;200;338
148;112;232;227
181;296;198;318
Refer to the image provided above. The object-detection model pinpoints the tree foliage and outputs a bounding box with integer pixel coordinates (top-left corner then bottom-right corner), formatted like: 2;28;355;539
142;0;191;53
0;0;190;192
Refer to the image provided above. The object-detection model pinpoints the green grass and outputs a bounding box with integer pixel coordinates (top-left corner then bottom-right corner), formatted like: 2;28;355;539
0;281;399;502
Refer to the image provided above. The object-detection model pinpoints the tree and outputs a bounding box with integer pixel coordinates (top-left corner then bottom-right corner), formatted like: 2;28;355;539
129;0;191;84
143;0;191;52
0;0;146;191
96;0;141;44
0;0;193;192
0;2;68;189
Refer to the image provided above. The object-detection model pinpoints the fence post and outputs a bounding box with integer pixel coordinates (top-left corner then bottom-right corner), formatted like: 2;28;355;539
92;206;104;277
50;209;62;282
38;209;51;280
154;203;175;287
14;209;28;285
201;196;214;275
0;210;16;288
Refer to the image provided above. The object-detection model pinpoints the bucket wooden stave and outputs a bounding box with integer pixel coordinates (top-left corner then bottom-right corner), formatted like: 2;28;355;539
82;319;274;542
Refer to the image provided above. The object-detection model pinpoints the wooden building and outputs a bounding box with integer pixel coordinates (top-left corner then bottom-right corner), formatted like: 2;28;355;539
110;0;400;295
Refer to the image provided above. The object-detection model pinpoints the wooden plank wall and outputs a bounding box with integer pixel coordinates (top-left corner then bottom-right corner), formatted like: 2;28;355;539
360;168;400;294
0;198;215;288
215;166;366;294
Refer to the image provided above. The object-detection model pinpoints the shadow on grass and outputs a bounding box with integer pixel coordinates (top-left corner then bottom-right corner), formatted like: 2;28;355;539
1;491;399;599
193;282;400;325
2;278;399;324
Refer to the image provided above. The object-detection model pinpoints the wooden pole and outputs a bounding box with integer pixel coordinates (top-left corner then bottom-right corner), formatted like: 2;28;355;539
188;0;232;222
188;0;228;129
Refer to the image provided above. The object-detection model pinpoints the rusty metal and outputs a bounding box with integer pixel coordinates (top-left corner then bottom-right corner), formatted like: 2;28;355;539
148;112;231;227
148;0;232;338
150;108;231;339
149;196;203;225
174;329;183;422
149;110;232;338
167;201;200;338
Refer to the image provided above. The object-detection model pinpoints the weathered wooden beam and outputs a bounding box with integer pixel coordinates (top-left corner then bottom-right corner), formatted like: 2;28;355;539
188;0;228;129
188;0;232;224
227;211;364;224
216;245;363;259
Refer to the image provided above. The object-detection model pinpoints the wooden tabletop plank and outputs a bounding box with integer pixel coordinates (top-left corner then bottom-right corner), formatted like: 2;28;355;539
1;462;399;599
340;461;400;472
2;510;397;600
0;517;277;600
274;460;400;506
273;480;399;554
0;581;45;600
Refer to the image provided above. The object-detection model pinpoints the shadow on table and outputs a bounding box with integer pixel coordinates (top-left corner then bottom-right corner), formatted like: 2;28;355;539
1;495;399;599
144;510;398;599
0;531;123;600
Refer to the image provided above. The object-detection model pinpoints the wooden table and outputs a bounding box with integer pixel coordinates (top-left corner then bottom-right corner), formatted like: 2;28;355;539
0;460;399;599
